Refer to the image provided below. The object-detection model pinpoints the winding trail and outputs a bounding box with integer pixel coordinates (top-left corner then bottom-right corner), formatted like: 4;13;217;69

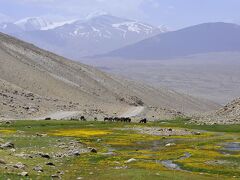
120;106;145;118
34;106;145;120
36;111;79;120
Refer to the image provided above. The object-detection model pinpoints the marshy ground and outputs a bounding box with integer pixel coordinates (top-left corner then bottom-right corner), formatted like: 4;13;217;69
0;118;239;180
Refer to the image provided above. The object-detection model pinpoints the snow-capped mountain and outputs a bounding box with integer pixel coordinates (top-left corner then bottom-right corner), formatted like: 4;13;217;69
59;15;161;40
14;17;55;31
14;17;77;31
0;14;165;59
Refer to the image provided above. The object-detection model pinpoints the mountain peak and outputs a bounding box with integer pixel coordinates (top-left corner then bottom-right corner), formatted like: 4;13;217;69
101;22;240;60
0;14;165;58
14;17;78;31
15;17;53;31
86;11;110;20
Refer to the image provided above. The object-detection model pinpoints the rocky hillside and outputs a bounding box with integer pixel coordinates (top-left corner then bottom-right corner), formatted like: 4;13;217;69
0;32;220;120
216;98;240;122
192;98;240;124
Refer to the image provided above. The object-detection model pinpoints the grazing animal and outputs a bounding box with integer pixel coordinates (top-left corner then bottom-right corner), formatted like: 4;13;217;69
45;117;51;120
80;116;86;121
118;117;131;123
139;118;147;123
104;117;131;123
104;117;113;122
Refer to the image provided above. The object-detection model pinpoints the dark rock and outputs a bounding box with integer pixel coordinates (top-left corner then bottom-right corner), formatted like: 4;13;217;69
36;133;47;137
194;132;201;135
89;147;97;153
0;159;6;164
0;142;15;149
39;153;50;159
51;174;60;179
46;162;55;166
57;171;64;175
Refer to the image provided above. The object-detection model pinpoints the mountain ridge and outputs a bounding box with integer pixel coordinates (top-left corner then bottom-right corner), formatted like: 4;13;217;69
0;32;219;120
0;15;165;59
98;22;240;60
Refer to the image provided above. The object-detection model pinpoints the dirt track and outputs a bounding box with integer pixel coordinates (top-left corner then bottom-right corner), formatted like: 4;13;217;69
120;106;145;117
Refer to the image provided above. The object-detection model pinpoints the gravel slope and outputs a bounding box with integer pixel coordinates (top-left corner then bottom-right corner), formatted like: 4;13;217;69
0;32;220;120
191;98;240;124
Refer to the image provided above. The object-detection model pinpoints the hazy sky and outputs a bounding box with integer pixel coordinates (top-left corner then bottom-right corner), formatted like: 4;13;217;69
0;0;240;29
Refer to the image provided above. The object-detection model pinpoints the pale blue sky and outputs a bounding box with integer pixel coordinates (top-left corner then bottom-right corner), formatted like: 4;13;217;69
0;0;240;29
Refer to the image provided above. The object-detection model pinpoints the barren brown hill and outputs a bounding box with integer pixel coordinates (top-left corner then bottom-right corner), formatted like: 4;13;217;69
192;98;240;125
0;32;220;120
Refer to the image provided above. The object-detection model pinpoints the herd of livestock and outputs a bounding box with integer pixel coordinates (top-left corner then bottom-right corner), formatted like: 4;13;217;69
104;117;147;123
45;116;147;123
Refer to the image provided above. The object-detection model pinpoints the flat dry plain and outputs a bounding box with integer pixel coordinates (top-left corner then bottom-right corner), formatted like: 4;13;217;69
83;52;240;105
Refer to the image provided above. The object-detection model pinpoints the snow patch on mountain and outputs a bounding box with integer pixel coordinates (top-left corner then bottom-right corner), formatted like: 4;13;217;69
63;15;164;40
112;21;155;34
14;17;76;31
15;17;53;31
41;19;77;30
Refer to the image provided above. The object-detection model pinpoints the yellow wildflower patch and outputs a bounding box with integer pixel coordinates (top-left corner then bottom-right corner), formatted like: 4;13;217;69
50;129;111;137
0;129;16;134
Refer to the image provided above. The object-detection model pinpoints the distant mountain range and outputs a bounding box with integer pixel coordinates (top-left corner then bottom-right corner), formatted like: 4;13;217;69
99;22;240;60
1;16;238;61
13;17;77;31
0;17;77;32
0;15;166;59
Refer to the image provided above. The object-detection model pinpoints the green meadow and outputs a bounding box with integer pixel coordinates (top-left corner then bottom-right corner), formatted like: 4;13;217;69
0;119;239;180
